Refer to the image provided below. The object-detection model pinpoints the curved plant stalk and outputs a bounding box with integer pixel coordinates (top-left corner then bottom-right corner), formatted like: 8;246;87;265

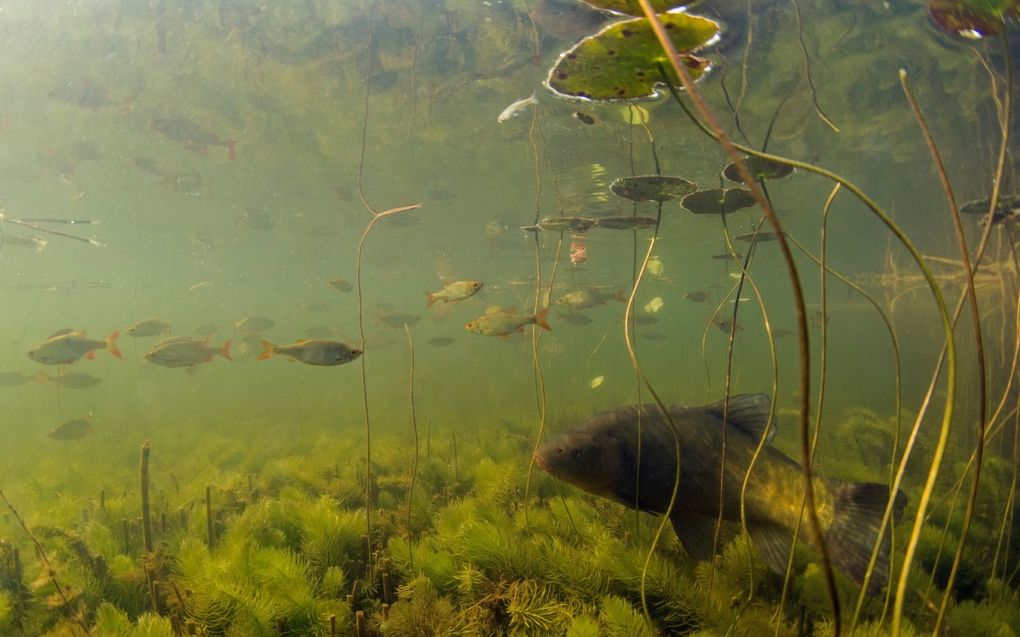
655;60;962;636
523;104;565;528
781;229;907;628
354;202;421;584
403;324;419;572
715;214;781;602
638;1;840;629
898;70;988;636
619;201;687;620
772;185;844;634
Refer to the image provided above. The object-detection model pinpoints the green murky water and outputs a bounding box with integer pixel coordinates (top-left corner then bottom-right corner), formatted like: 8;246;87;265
0;0;1017;635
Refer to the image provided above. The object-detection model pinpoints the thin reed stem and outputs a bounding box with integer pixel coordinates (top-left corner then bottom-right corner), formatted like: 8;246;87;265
403;324;419;572
638;2;838;629
899;69;988;636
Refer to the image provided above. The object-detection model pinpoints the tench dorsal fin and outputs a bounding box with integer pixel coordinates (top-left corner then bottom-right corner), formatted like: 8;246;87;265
747;521;796;575
705;393;774;444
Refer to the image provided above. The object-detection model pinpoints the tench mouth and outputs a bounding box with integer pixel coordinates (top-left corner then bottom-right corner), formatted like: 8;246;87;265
533;451;550;471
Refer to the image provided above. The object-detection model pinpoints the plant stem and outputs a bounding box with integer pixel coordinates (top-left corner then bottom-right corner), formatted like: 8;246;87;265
140;441;153;554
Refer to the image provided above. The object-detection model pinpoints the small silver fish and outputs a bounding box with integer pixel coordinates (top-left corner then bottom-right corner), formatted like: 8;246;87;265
258;339;362;366
497;93;537;123
235;316;275;332
127;317;172;337
145;338;232;368
426;280;483;308
27;330;122;365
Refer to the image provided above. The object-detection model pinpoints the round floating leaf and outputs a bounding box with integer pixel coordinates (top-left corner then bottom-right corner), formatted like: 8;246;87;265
579;0;695;16
610;175;696;202
722;156;794;183
547;14;719;101
681;188;756;215
928;0;1018;37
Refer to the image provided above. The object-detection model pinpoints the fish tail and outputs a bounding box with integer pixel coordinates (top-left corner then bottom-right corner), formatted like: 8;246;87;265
824;482;907;594
106;330;123;359
534;307;552;332
256;340;275;361
425;291;438;308
220;339;234;362
225;140;237;161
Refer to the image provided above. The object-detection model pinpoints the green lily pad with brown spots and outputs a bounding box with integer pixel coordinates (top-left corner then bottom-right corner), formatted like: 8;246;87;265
610;175;697;202
722;156;794;183
928;0;1018;37
578;0;695;16
547;14;719;101
681;188;756;215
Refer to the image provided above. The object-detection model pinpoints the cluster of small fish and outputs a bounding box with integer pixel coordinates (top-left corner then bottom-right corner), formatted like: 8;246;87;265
23;316;363;371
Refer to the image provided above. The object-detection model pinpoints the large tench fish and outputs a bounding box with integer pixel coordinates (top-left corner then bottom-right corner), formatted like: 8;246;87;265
534;394;906;592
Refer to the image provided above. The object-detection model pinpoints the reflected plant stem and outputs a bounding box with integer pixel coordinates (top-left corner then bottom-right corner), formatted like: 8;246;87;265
637;1;839;630
899;69;988;637
790;0;839;132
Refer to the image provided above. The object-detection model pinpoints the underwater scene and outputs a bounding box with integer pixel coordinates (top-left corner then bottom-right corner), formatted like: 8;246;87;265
0;0;1018;635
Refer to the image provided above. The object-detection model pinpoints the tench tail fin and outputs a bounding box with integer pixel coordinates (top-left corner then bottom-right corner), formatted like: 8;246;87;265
825;482;907;594
106;330;123;359
257;340;275;361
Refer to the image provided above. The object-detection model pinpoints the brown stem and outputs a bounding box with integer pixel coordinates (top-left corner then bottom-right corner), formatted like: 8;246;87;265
635;1;837;630
140;441;153;554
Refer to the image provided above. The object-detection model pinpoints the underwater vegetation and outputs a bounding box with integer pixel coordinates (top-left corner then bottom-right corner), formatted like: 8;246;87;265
0;0;1018;635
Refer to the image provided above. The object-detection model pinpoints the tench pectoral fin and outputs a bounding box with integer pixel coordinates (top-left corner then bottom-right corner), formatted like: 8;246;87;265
747;521;796;576
670;513;719;563
704;393;776;445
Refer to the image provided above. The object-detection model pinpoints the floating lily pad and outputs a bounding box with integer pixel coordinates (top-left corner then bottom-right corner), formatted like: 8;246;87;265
722;156;794;183
928;0;1018;37
579;0;694;16
547;14;718;101
610;175;696;202
681;188;756;215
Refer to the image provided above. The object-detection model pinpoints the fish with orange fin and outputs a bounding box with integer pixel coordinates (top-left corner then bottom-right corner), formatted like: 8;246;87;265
258;339;362;366
151;117;237;161
27;330;122;365
465;306;551;337
426;280;483;308
144;337;232;368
